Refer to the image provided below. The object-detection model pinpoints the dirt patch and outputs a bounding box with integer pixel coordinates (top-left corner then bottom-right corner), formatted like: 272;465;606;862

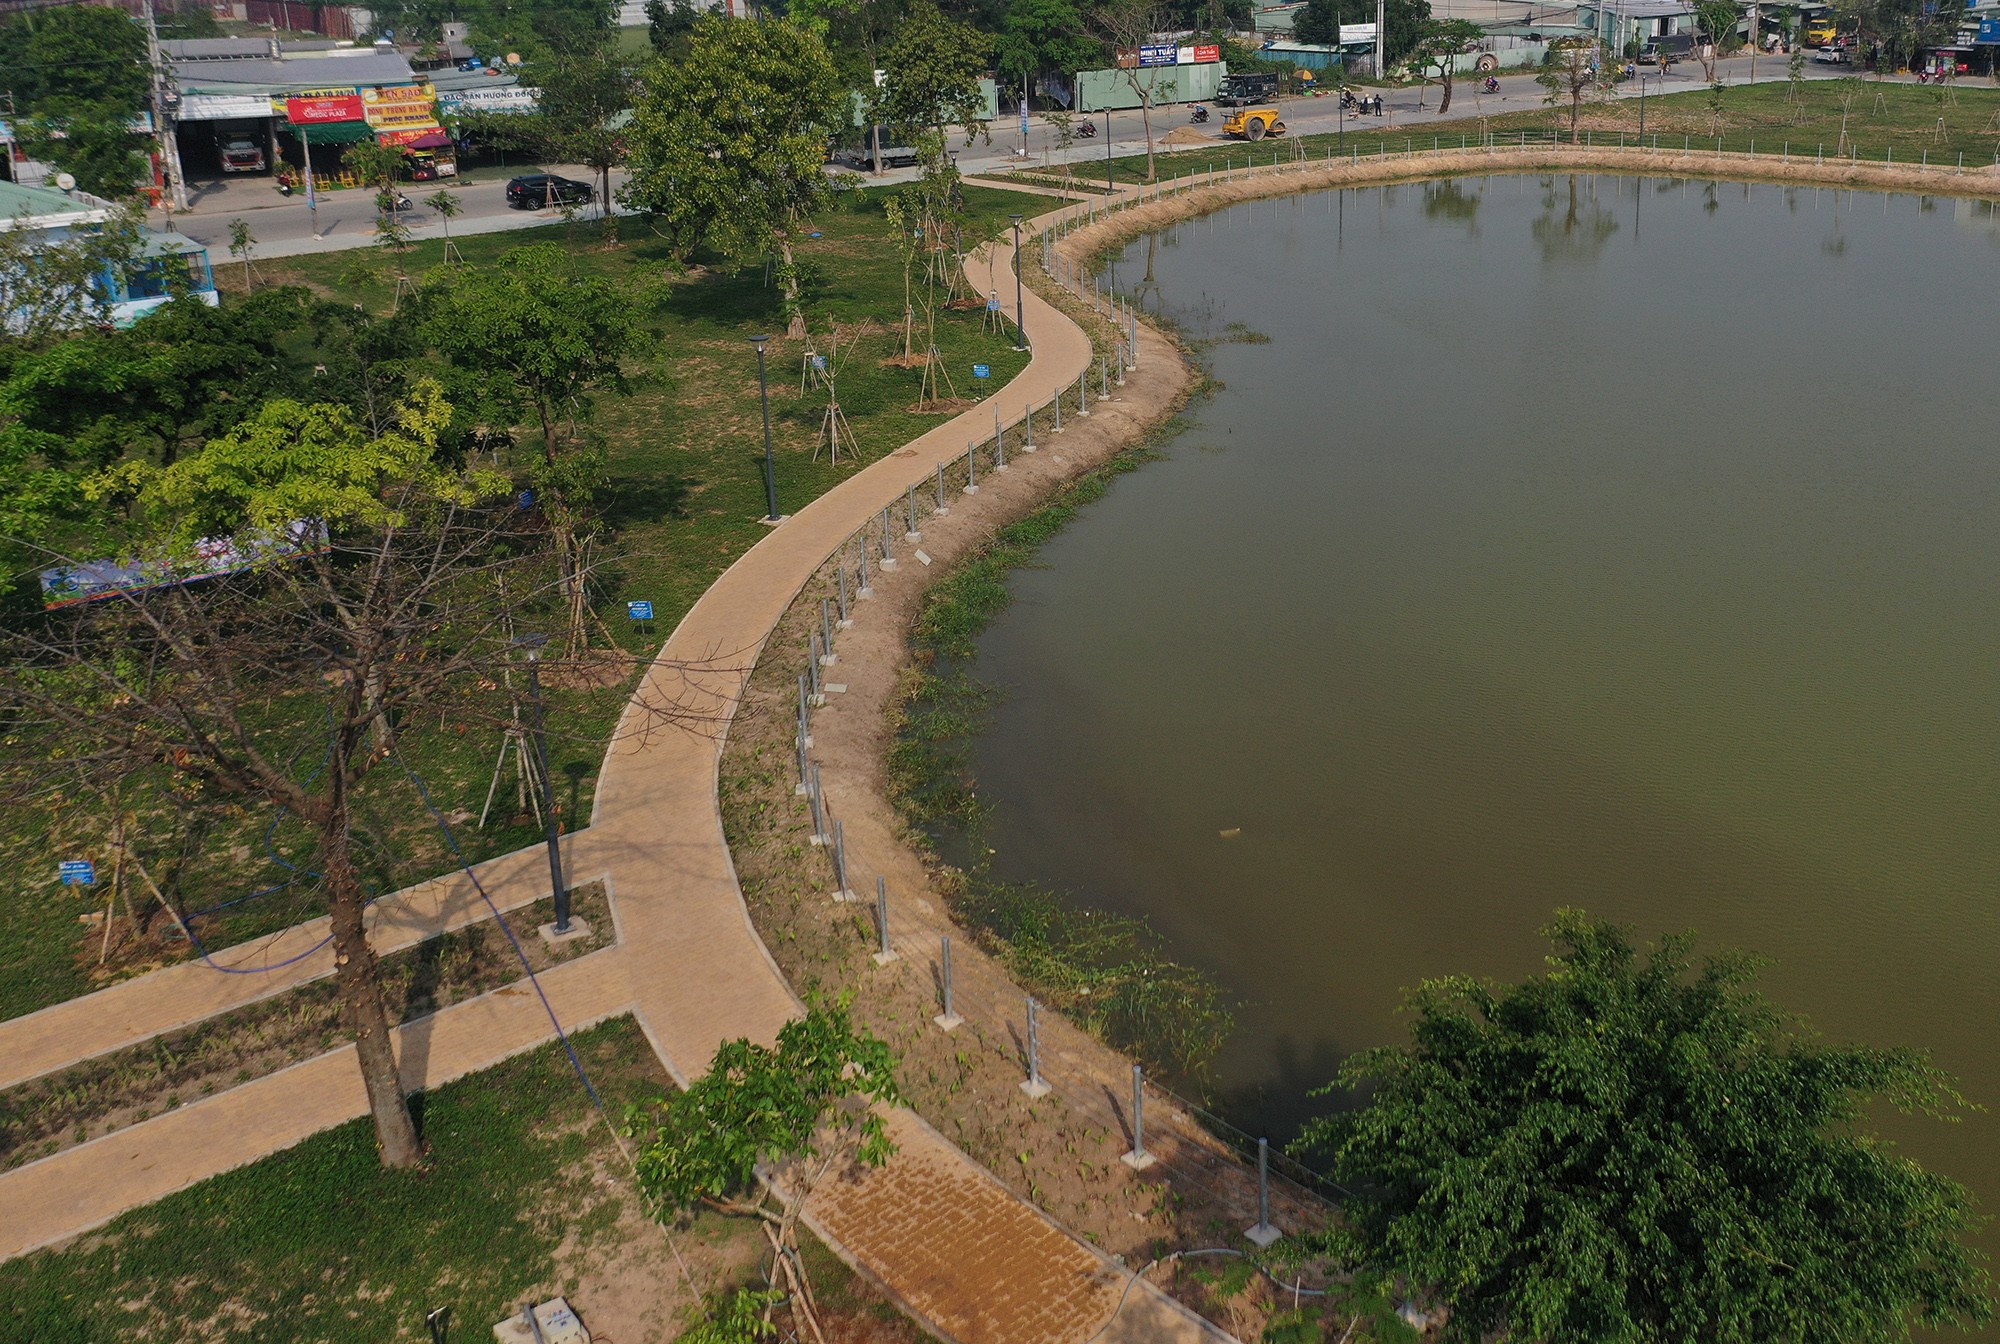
1164;126;1219;146
720;269;1334;1341
2;882;614;1172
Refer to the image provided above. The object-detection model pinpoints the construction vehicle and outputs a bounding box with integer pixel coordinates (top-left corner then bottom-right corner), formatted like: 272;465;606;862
1222;105;1287;140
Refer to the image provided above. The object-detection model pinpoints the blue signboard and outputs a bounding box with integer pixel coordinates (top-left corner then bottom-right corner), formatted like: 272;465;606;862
1980;15;2000;41
987;295;1002;311
59;859;96;885
972;364;991;379
1139;42;1178;67
812;354;826;370
627;599;655;621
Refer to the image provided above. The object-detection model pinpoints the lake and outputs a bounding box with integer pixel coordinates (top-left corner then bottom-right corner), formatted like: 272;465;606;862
957;173;2000;1261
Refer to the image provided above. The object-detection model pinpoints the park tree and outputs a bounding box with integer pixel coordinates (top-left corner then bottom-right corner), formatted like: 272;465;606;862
628;1003;901;1341
415;243;643;652
1412;19;1485;114
1294;911;1995;1344
1294;0;1431;63
621;15;846;334
15;106;152;200
878;0;992;144
529;31;633;226
0;6;155;197
0;386;519;1170
1090;0;1177;182
994;0;1099;89
1537;38;1617;140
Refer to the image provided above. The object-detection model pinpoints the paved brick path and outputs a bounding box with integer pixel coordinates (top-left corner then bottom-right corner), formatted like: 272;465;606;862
0;200;1234;1343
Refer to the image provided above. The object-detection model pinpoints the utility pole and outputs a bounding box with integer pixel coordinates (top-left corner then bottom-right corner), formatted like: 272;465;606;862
141;0;188;212
1375;0;1386;77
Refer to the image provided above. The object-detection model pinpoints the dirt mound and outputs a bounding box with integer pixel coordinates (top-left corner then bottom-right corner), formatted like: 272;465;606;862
1163;126;1216;146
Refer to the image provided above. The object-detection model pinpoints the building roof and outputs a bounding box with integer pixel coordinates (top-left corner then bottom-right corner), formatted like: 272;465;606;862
0;180;113;231
172;52;419;95
164;36;341;59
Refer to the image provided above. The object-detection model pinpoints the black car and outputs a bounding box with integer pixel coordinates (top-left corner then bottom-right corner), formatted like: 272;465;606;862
506;173;593;209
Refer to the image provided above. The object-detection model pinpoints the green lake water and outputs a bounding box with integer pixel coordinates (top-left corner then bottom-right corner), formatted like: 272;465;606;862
959;174;2000;1264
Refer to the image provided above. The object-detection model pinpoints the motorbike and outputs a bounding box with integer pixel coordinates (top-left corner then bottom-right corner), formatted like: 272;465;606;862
1077;120;1097;137
1482;75;1500;93
1189;104;1210;124
1339;87;1357;110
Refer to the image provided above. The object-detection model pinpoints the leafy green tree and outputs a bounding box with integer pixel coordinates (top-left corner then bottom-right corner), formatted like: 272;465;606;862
994;0;1099;86
621;15;846;333
643;0;699;55
15;104;151;200
1694;0;1738;76
628;1003;900;1342
1295;911;1995;1344
1290;0;1348;48
0;6;150;112
527;30;632;224
416;243;642;651
1411;18;1484;114
877;0;991;144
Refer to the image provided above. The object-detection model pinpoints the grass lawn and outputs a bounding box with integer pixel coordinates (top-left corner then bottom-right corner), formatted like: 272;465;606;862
0;183;1040;1022
1074;79;2000;183
1;1018;691;1343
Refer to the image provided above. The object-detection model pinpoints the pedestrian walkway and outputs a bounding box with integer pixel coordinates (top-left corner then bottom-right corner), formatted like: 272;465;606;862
0;195;1232;1343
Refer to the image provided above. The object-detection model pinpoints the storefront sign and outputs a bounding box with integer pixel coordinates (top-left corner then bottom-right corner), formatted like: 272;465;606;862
1193;43;1221;62
362;83;437;132
1979;16;2000;42
437;86;540;114
285;92;364;124
179;93;273;122
376;125;445;146
1138;42;1178;66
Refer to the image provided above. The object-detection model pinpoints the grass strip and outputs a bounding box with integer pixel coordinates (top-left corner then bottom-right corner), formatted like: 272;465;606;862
0;882;611;1172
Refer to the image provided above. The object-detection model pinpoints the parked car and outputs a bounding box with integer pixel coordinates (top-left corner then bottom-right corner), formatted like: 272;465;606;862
506;173;593;209
1811;43;1851;62
220;135;266;173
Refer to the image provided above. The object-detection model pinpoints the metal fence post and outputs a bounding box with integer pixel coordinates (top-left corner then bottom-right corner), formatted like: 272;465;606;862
935;461;950;515
872;876;897;964
1021;996;1051;1096
807;764;829;844
934;935;962;1030
963;444;979;494
836;567;851;627
878;508;896;569
994;412;1008;472
1130;310;1139;368
905;484;921;541
1051;392;1063;433
820;597;835;660
1077;370;1090;417
1121;1064;1154;1168
1246;1137;1281;1245
831;819;851;900
857;533;873;598
806;634;824;703
1022;405;1036;453
1101;357;1110;400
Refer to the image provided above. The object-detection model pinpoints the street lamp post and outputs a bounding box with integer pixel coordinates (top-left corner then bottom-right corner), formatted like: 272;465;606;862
1008;214;1027;351
516;633;570;935
751;335;779;522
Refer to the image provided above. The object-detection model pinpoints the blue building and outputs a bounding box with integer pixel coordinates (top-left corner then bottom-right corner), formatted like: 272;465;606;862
0;179;217;329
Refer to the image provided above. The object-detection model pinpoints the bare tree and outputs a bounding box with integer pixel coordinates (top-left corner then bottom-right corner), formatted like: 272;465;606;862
1092;0;1172;184
0;478;710;1165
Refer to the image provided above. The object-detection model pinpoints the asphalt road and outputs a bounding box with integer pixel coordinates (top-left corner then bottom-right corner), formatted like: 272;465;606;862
157;53;1864;259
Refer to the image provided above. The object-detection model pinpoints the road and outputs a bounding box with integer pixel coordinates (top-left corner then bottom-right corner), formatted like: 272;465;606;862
155;52;1865;259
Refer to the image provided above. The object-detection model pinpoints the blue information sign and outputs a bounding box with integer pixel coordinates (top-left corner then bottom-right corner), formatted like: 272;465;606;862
59;859;95;885
987;295;1002;312
627;599;655;621
972;364;991;379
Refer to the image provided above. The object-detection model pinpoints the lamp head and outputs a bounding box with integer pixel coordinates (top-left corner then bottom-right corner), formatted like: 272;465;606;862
514;631;550;660
749;334;770;352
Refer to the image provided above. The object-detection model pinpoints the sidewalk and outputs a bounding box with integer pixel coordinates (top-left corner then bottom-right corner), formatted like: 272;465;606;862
0;192;1233;1343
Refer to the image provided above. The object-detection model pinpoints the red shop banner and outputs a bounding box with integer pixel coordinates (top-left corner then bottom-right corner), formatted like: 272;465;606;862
1193;43;1221;62
286;93;364;124
375;124;444;146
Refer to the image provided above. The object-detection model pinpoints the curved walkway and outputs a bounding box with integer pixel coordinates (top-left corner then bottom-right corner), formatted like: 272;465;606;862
0;203;1228;1342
